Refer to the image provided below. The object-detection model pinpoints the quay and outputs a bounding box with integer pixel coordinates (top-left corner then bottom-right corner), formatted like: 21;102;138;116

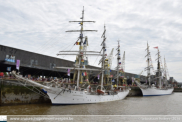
1;79;181;106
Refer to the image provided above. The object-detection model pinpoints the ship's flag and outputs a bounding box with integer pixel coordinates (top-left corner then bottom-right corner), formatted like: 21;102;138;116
83;40;87;45
83;37;88;46
76;42;80;45
119;62;121;64
80;34;83;37
82;72;87;76
153;46;158;49
84;72;87;76
7;67;11;71
81;59;84;62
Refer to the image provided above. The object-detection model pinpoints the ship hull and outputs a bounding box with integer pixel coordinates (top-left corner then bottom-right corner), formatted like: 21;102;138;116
141;87;174;96
47;89;130;105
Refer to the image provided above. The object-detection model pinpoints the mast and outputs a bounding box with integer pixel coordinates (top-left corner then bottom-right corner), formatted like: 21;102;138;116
121;51;125;85
164;57;168;86
100;25;106;90
64;7;97;88
156;48;161;89
145;42;152;86
76;8;84;87
116;41;121;88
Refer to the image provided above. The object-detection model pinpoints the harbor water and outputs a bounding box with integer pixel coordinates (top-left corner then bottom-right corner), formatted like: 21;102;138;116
0;92;182;115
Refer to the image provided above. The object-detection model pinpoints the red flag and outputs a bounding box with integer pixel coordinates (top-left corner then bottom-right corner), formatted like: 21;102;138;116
153;46;158;49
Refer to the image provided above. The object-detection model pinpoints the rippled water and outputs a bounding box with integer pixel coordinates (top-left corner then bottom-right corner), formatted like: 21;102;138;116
1;93;182;115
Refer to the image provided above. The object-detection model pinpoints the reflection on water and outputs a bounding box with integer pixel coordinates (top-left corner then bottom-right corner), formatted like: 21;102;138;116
0;93;182;115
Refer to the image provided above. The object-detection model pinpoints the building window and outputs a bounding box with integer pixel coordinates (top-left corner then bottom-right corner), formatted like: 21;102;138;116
5;55;15;63
50;63;56;69
30;59;38;66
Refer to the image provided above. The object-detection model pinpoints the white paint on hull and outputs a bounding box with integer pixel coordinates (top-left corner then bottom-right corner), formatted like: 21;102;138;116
141;87;174;96
47;89;130;104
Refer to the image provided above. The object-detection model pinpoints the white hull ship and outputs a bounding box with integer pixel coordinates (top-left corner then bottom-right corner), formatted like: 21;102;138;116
141;87;173;96
47;89;129;104
134;43;173;96
12;7;130;104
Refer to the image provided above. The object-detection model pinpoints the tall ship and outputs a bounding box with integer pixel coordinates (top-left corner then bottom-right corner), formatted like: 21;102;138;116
12;7;130;104
134;43;174;96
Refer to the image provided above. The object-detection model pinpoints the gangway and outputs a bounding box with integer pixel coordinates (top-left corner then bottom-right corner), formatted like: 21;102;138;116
133;78;148;89
11;71;51;99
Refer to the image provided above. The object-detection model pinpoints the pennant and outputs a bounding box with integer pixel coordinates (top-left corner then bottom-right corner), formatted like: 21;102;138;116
7;67;11;71
153;46;158;49
16;60;20;70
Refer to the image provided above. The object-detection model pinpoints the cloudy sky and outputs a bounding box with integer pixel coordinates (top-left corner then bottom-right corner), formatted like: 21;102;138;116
0;0;182;82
